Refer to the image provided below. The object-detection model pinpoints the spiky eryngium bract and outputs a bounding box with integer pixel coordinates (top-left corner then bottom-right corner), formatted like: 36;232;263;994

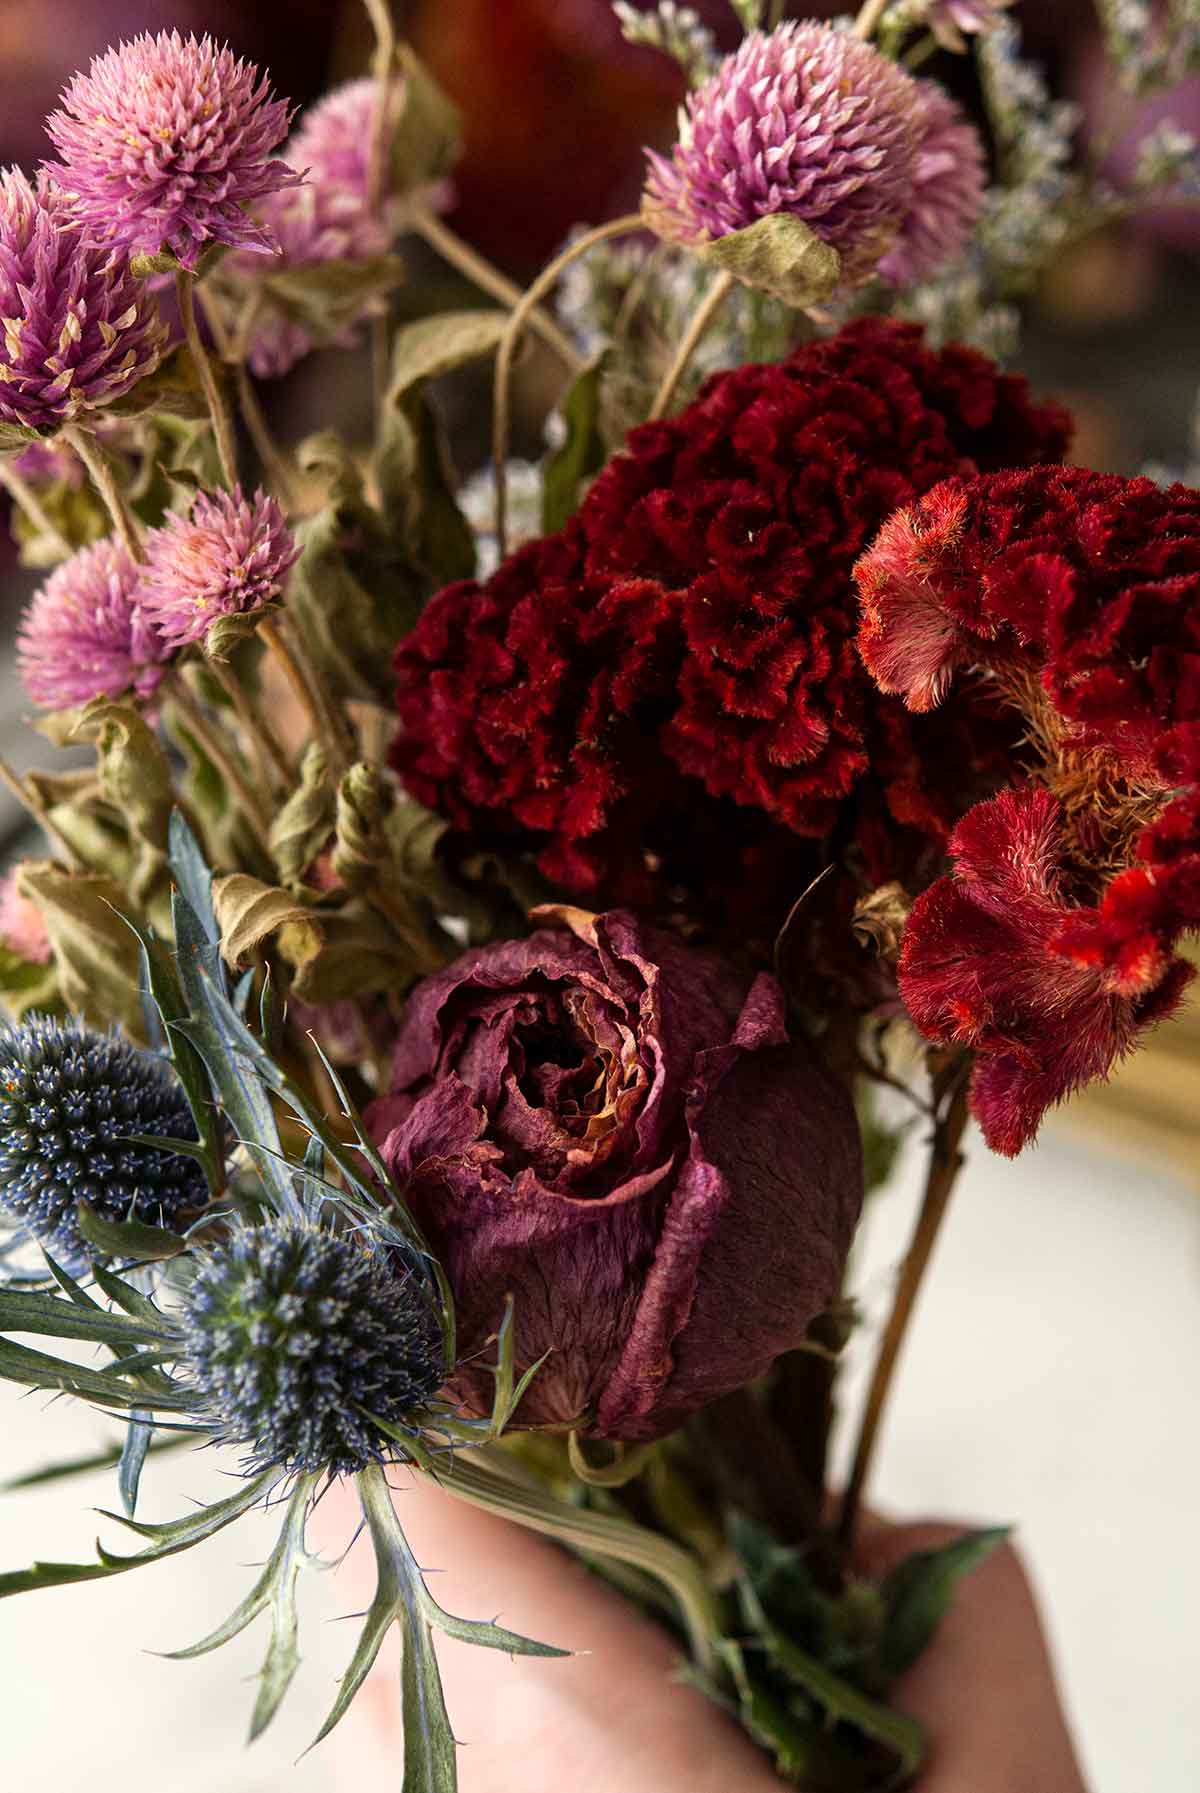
179;1220;446;1475
0;1015;207;1265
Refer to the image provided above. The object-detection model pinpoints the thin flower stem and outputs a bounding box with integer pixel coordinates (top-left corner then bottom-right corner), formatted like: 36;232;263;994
0;463;71;560
647;269;735;419
837;1072;972;1548
256;614;354;778
176;269;239;490
0;753;84;869
409;206;584;371
204;652;294;790
853;0;893;39
61;425;142;561
493;212;644;557
168;671;273;837
361;0;396;212
202;288;299;510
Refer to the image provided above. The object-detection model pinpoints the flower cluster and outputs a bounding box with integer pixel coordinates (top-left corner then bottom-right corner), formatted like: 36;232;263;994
179;1220;445;1474
856;465;1200;1150
0;1016;207;1265
17;490;298;709
643;22;986;291
394;319;1070;920
0;169;164;434
45;30;299;269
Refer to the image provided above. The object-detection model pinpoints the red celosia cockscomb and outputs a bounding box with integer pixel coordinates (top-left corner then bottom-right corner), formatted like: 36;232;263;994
395;320;1070;912
856;465;1200;1151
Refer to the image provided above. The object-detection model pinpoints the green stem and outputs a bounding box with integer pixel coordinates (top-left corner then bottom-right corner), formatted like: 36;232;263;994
0;753;83;869
176;270;238;490
204;651;293;791
647;270;734;420
410;207;584;371
853;0;892;39
837;1072;972;1548
203;288;299;509
61;425;142;560
0;462;71;559
492;212;644;558
168;671;273;838
256;615;354;779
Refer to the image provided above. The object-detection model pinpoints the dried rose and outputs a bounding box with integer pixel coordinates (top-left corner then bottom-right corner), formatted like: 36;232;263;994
368;906;862;1442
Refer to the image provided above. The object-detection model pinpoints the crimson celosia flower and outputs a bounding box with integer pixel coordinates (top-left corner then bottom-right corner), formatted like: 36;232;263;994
877;83;987;287
137;486;299;650
18;536;170;708
0;170;165;433
900;790;1193;1154
642;22;923;284
857;464;1200;1150
45;32;299;270
394;320;1071;913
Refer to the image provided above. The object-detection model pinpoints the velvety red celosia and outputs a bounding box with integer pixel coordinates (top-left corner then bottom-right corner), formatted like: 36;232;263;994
857;465;1200;1151
395;319;1070;922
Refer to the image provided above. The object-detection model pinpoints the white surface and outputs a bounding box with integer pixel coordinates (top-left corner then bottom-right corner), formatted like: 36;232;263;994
1;1117;1198;1792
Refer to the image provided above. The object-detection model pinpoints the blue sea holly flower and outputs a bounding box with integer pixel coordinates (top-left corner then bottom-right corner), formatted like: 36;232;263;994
0;1015;207;1265
179;1220;446;1475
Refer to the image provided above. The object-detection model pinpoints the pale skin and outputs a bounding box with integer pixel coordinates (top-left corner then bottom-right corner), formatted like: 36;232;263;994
312;1475;1091;1793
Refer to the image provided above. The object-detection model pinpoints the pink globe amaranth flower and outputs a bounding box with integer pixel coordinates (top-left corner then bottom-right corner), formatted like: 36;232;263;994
44;31;300;271
234;79;403;378
17;536;170;709
0;872;51;966
368;906;862;1442
0;169;165;434
900;789;1193;1155
642;21;922;285
877;82;987;287
137;485;299;651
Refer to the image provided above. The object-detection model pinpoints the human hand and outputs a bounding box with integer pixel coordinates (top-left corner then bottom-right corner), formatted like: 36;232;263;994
310;1474;1088;1793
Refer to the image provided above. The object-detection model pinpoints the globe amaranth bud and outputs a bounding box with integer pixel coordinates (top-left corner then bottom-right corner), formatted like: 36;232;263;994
0;1016;207;1265
178;1221;446;1475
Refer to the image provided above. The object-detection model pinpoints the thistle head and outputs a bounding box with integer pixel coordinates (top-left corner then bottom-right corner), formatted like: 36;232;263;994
178;1221;446;1475
0;1016;207;1266
643;21;922;284
137;486;299;651
44;31;300;270
17;535;171;710
0;168;165;433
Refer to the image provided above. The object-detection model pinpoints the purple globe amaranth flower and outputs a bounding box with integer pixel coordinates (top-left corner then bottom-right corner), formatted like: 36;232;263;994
233;79;403;378
0;169;165;434
877;82;987;287
368;906;863;1443
137;485;299;651
18;535;170;709
643;21;922;285
44;31;300;271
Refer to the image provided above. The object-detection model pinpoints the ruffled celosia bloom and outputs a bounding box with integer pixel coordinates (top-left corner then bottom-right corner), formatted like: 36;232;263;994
368;907;862;1442
137;486;299;650
18;535;170;708
0;872;51;966
857;465;1200;1150
877;82;987;287
233;78;406;378
642;21;923;284
0;169;164;433
44;31;300;270
0;1016;207;1266
395;320;1070;908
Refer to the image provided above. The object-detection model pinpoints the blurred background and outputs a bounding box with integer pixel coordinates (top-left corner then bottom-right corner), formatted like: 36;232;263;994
0;2;1197;1790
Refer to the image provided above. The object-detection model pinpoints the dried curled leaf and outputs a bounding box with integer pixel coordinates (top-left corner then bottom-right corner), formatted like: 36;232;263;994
211;875;323;970
693;213;841;308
